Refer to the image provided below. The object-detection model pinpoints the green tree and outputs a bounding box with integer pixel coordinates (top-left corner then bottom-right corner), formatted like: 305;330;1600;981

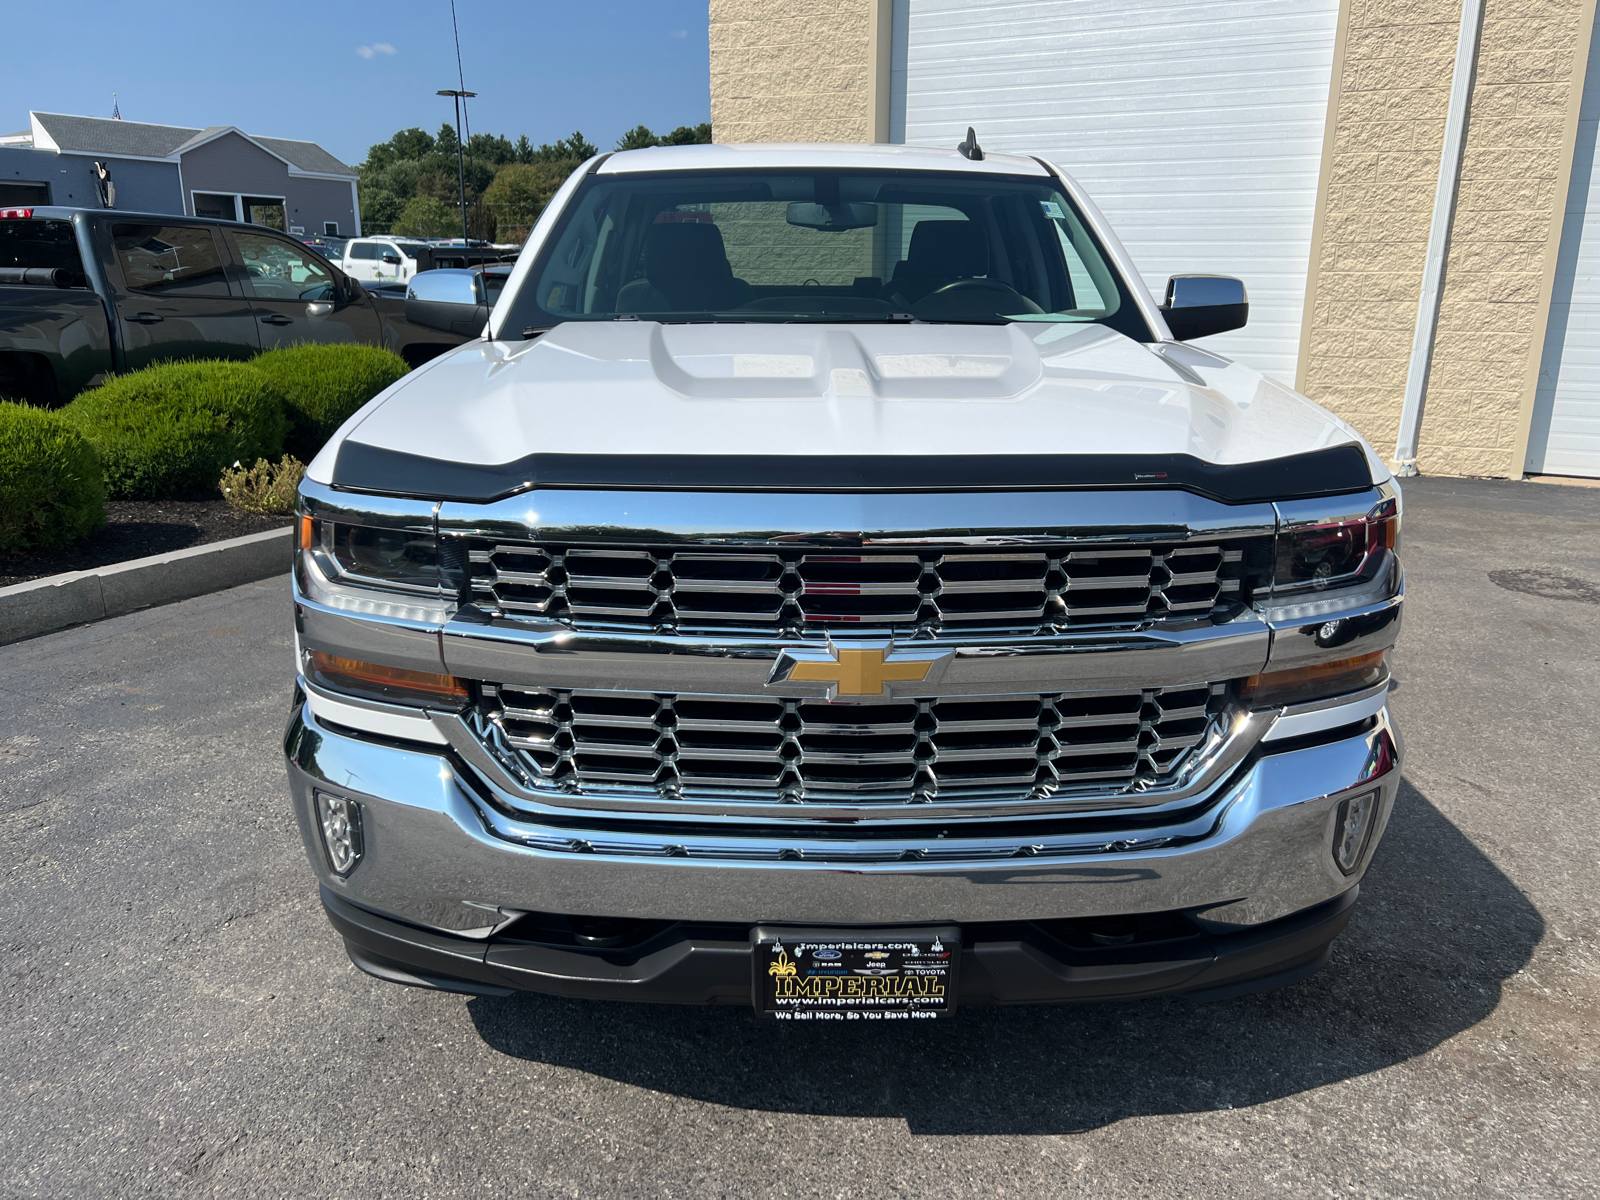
357;183;405;235
527;131;597;163
364;127;435;172
660;122;713;145
484;161;578;243
615;124;659;151
467;132;516;165
391;195;458;238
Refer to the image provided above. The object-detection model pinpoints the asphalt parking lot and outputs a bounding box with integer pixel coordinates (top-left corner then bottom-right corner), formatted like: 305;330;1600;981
2;476;1597;1198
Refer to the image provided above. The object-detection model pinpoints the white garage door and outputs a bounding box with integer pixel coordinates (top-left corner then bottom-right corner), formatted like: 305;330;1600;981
1528;19;1600;478
892;0;1341;383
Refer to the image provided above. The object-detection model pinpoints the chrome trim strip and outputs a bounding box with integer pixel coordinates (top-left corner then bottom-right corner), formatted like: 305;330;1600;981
303;680;450;746
436;488;1278;545
1262;687;1390;743
438;617;1271;696
301;477;436;533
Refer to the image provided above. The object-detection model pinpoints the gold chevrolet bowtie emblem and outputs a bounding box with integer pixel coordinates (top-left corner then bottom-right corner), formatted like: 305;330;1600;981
781;643;937;697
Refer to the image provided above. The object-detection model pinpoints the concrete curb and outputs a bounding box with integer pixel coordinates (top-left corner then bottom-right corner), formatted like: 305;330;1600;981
1;526;293;645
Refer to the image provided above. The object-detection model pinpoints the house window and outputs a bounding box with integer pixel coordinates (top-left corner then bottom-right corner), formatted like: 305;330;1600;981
324;221;340;235
192;193;237;221
242;198;286;231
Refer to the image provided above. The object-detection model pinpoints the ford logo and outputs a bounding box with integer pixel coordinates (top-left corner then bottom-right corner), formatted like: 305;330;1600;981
812;949;841;960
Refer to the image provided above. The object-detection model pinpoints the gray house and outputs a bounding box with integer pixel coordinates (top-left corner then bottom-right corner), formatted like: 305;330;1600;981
0;112;360;236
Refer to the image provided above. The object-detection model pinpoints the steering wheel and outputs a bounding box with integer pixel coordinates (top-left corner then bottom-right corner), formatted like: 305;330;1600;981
919;278;1043;314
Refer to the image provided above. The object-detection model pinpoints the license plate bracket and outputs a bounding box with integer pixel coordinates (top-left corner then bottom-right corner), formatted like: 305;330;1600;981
751;925;961;1021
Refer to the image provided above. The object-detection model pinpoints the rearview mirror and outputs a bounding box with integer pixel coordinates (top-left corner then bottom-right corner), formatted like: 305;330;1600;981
1160;275;1248;341
786;202;878;232
405;269;488;337
381;252;401;265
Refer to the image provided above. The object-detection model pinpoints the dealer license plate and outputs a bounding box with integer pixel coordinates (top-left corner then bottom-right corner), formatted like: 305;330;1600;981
752;925;960;1021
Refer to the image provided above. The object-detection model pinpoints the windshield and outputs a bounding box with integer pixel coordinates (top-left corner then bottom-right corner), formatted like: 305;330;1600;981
508;169;1150;338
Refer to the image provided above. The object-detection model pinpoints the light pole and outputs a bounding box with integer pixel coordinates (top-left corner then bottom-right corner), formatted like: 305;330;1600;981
436;88;476;243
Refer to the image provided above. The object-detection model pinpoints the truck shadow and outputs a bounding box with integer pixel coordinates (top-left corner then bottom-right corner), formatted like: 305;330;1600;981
468;779;1539;1135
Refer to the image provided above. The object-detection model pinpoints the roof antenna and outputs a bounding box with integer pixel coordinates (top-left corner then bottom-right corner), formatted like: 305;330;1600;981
956;127;983;161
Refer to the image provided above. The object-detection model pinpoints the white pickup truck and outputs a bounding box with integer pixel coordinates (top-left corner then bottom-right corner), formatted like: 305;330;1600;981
286;141;1403;1018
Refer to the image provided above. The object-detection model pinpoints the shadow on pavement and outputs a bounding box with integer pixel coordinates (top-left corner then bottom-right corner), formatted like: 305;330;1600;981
469;779;1539;1135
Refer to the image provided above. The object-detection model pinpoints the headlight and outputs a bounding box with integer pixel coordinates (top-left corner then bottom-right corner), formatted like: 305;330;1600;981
1274;498;1398;593
300;513;443;594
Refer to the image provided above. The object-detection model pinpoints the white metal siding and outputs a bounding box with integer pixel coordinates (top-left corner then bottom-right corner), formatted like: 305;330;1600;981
1528;19;1600;478
893;0;1340;383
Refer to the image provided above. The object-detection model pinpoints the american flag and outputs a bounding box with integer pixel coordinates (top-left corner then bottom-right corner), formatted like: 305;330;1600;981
112;94;120;120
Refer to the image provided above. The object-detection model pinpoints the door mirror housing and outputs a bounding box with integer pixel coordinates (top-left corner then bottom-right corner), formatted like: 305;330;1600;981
405;269;488;337
1160;274;1248;341
381;252;402;265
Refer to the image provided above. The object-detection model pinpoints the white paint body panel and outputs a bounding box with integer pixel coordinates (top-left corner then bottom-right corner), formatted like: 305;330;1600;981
1530;18;1600;478
309;321;1375;481
892;0;1341;383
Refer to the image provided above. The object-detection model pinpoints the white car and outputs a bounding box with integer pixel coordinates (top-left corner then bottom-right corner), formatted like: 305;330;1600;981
288;140;1404;1016
340;236;434;284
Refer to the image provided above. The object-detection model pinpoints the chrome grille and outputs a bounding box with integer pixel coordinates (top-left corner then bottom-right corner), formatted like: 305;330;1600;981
465;541;1249;634
485;682;1226;802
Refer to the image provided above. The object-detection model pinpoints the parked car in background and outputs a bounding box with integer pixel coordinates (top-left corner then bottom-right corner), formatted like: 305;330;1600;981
301;234;348;262
340;237;435;284
0;207;476;404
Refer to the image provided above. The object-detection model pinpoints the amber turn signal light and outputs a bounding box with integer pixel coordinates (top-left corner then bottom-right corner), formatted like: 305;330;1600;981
298;513;315;551
1242;650;1387;709
309;650;468;701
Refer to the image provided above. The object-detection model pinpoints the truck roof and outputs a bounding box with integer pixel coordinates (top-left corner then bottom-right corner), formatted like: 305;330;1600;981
598;141;1051;176
2;206;254;225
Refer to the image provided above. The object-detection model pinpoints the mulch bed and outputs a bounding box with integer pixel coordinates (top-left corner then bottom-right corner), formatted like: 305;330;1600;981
0;500;293;589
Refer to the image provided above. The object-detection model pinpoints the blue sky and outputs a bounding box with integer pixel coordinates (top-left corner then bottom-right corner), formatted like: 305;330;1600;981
1;0;710;167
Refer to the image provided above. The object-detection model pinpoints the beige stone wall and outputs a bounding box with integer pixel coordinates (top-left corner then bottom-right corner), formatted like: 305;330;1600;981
1297;0;1464;459
1418;0;1593;476
709;0;877;143
1302;0;1595;477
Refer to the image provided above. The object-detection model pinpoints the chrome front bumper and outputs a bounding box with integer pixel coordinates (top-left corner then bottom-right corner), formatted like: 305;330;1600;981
285;699;1402;934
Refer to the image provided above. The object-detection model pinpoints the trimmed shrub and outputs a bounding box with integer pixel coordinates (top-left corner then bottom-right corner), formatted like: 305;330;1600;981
0;401;105;553
220;454;305;515
60;362;288;500
250;343;408;459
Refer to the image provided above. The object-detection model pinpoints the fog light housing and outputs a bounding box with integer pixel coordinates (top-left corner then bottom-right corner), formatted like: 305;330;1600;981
1332;789;1378;875
316;791;364;876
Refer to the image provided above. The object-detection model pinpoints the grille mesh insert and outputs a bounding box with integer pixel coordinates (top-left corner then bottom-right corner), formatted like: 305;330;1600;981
486;682;1226;802
466;541;1249;635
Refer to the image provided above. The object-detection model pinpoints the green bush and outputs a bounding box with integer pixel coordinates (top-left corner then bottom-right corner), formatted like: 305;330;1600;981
220;454;305;515
249;343;408;459
60;362;287;500
0;401;105;553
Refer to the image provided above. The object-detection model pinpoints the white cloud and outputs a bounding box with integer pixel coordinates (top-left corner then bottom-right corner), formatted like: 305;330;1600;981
356;43;396;59
670;29;687;38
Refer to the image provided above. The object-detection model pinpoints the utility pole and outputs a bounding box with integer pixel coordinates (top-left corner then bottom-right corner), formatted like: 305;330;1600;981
436;88;476;243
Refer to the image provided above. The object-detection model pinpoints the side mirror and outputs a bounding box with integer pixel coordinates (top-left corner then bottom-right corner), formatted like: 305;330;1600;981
405;269;488;337
1160;275;1248;341
381;252;402;265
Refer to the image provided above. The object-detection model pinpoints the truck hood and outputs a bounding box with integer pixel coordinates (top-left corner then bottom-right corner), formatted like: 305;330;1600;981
311;321;1387;494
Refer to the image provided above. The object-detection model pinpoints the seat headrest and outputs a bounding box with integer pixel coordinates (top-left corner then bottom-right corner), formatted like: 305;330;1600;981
907;220;988;277
645;221;733;283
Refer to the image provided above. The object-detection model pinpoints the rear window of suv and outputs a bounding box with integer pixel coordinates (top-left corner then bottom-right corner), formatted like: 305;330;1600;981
0;218;84;274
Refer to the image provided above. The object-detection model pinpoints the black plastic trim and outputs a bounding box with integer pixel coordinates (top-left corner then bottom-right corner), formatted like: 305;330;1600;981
330;442;1372;504
320;885;1359;1007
